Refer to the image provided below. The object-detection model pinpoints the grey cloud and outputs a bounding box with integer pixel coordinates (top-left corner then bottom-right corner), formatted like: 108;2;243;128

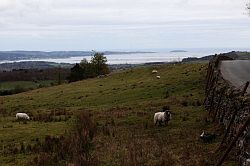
0;0;249;50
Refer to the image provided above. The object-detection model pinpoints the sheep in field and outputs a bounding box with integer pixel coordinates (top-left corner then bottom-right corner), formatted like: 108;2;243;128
154;110;172;126
152;70;158;74
156;76;161;79
16;113;30;121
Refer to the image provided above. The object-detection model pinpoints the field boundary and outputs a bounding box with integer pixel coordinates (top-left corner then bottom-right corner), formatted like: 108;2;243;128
204;54;250;165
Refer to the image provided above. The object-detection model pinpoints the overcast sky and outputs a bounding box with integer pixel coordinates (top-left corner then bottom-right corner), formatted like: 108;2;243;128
0;0;249;51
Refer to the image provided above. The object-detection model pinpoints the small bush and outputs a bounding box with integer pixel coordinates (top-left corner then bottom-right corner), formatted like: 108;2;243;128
30;112;98;166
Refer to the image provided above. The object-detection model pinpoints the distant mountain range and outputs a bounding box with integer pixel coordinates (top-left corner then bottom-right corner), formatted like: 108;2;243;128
0;51;154;61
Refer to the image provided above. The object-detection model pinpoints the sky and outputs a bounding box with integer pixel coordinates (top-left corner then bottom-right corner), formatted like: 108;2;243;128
0;0;249;51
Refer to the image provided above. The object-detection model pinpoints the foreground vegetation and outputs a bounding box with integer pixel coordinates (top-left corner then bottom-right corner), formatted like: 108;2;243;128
0;63;237;165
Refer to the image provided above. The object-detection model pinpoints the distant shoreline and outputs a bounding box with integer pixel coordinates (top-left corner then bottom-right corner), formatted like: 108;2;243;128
0;51;155;62
170;50;187;53
1;51;249;71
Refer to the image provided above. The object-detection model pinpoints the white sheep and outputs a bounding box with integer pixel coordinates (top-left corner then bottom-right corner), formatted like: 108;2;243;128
152;70;158;74
154;111;172;126
156;76;161;79
16;113;30;121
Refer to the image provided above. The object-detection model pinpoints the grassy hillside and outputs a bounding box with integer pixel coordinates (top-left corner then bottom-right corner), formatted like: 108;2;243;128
0;63;236;165
0;81;55;91
0;80;57;96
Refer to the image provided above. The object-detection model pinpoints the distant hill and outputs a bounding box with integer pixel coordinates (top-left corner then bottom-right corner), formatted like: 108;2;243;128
0;51;154;61
0;51;92;61
0;61;142;71
170;50;187;53
0;61;73;71
103;51;155;55
182;51;250;63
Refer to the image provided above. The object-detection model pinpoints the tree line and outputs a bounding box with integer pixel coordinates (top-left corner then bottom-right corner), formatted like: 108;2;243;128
0;68;70;82
67;52;110;82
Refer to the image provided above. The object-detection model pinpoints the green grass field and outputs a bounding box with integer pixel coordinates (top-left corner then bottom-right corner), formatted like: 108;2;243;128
0;80;57;94
0;63;237;165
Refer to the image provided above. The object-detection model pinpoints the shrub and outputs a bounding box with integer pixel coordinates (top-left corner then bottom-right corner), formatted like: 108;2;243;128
30;112;98;165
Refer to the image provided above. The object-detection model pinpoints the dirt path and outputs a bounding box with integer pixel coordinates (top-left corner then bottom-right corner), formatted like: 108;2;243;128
219;60;250;94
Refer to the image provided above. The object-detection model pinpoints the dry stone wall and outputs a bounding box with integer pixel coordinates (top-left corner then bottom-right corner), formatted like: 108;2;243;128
204;54;250;166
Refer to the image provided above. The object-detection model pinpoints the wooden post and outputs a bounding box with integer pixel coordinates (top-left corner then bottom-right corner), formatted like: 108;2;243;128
208;76;216;95
208;73;220;116
216;116;250;166
209;87;216;115
217;82;250;141
242;81;249;96
205;63;212;93
205;62;211;81
207;68;214;91
206;64;214;95
219;105;226;124
219;104;238;146
204;76;216;105
213;88;225;122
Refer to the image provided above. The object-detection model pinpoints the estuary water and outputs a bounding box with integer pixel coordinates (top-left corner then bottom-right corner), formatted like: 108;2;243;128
0;49;248;65
0;52;213;65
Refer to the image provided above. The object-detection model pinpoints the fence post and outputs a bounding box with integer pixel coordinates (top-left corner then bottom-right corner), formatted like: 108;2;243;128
204;76;216;105
213;88;225;122
241;81;249;96
209;87;216;115
219;103;239;147
205;63;212;93
216;116;250;166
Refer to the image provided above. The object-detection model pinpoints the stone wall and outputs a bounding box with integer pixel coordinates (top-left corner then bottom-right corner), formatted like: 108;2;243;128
204;54;250;165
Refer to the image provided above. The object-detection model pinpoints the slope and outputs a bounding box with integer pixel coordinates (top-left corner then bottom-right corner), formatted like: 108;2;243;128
0;63;231;165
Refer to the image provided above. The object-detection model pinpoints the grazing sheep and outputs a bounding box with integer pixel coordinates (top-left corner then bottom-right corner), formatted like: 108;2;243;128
152;70;158;74
16;113;30;121
156;76;161;79
154;110;172;126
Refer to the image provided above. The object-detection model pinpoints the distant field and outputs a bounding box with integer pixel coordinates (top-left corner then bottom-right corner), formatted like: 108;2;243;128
0;81;56;90
0;80;58;96
0;63;237;165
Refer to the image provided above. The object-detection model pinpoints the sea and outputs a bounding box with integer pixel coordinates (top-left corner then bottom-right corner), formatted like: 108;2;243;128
0;48;249;65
